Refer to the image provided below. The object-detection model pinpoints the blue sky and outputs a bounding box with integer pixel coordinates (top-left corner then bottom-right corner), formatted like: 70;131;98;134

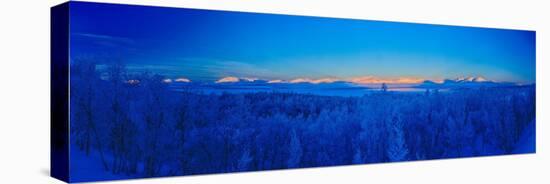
69;1;535;83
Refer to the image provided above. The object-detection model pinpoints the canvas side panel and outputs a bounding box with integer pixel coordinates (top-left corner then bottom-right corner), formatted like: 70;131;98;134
51;2;70;183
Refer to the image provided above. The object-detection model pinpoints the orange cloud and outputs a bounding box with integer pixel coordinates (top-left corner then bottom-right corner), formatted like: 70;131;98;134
216;76;240;83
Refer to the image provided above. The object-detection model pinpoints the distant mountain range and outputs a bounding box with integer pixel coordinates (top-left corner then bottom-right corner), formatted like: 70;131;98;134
165;76;523;90
416;76;517;88
441;76;492;83
209;78;361;89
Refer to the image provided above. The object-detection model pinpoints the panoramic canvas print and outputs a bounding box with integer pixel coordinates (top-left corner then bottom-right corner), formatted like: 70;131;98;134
51;1;536;182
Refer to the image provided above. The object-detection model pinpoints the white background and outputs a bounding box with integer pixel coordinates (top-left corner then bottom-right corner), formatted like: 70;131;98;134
0;0;548;183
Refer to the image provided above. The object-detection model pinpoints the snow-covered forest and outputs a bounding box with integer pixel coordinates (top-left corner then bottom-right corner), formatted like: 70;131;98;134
69;62;535;181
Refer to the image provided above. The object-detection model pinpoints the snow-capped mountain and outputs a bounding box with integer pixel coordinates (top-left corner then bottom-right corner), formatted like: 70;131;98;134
446;76;490;83
417;76;515;89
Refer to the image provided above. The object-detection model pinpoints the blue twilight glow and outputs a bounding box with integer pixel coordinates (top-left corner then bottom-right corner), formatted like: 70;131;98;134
69;2;535;83
62;2;536;182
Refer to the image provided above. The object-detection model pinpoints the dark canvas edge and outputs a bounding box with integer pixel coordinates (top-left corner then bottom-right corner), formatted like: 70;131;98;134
51;1;70;183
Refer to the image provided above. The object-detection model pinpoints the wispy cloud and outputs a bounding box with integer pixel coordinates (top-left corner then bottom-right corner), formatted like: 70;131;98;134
169;58;282;81
73;33;135;44
210;61;279;79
